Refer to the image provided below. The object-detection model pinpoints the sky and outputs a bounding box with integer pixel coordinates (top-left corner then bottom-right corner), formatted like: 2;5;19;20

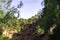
10;0;44;19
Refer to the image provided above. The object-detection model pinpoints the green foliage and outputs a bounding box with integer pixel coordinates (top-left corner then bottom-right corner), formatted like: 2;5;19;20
37;1;60;35
36;25;44;35
0;37;3;40
0;10;4;18
0;0;6;2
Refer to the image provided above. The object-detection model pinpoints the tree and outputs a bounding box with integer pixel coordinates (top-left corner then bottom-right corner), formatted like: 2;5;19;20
40;0;60;35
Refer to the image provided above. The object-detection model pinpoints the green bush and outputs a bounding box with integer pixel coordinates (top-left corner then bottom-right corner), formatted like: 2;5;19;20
36;25;44;35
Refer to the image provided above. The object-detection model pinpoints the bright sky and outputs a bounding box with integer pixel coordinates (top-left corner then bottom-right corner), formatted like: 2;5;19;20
10;0;44;19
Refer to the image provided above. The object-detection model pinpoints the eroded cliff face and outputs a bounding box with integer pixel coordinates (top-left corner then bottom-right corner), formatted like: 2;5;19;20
11;22;40;40
11;21;49;40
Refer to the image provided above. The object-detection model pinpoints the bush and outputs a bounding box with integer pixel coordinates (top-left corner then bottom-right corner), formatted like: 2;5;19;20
36;25;44;35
